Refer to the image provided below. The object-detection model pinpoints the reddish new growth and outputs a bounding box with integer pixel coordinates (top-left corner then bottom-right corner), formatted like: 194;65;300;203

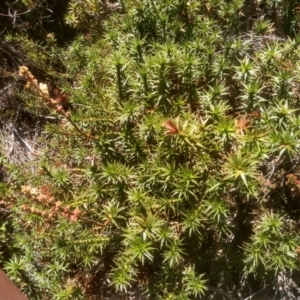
69;207;81;222
52;88;69;108
236;115;250;136
296;246;300;262
162;119;180;135
285;174;300;194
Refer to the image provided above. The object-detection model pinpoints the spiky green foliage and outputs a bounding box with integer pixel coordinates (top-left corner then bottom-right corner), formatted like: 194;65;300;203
1;0;300;299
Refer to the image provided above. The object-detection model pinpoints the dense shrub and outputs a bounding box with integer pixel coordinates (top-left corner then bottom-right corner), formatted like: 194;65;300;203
1;0;300;299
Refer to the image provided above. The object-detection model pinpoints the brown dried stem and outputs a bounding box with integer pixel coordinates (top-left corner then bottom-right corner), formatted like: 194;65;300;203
18;66;97;140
